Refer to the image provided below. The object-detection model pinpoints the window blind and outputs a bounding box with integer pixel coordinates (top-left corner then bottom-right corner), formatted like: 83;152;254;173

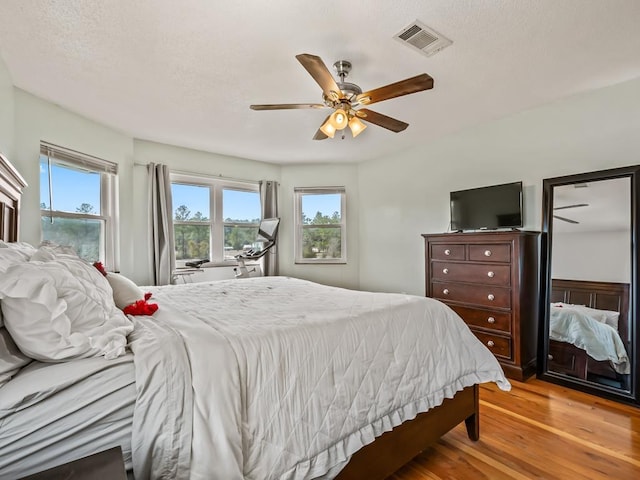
40;142;118;175
294;186;345;194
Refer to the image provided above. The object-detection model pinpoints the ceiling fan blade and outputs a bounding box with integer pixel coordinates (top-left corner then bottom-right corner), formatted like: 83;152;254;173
312;114;331;140
356;73;434;106
250;103;325;110
553;203;589;210
313;129;329;140
295;54;344;100
356;108;409;132
553;215;580;224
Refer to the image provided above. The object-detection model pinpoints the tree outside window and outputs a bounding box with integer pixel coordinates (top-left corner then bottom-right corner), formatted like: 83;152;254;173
39;147;117;267
171;176;260;264
294;188;346;264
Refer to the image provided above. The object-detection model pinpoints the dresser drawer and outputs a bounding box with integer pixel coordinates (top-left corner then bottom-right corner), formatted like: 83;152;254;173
468;243;511;263
448;304;512;333
430;244;465;260
431;262;511;286
472;330;512;359
432;281;511;309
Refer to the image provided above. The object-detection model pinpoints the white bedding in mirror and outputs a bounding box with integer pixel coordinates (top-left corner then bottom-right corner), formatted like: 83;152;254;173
549;304;629;373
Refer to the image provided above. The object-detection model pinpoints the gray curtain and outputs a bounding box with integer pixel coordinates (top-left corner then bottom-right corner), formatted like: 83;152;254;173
259;180;279;276
148;163;175;285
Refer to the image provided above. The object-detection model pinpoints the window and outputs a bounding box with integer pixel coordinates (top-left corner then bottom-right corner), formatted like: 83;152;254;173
39;143;119;269
171;173;260;264
294;187;346;264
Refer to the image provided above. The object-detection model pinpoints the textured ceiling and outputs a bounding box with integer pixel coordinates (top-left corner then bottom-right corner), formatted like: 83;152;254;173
1;0;640;165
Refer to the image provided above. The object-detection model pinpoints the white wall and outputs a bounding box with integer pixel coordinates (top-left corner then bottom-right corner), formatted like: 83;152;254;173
357;77;640;295
552;230;630;283
8;88;283;285
12;89;136;277
131;140;281;285
279;163;359;289
0;55;14;157
7;85;358;287
6;75;640;293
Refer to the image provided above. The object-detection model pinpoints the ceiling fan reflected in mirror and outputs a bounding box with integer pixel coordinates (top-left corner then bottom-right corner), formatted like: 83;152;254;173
553;203;589;224
250;54;434;140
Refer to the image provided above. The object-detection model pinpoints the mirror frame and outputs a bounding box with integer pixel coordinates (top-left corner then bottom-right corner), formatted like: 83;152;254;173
539;165;640;406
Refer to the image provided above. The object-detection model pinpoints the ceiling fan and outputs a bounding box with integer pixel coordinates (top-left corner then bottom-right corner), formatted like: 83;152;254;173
553;203;589;224
250;53;434;140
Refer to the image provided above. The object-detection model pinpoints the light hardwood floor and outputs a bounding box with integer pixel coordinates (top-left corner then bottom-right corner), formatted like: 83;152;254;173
388;379;640;480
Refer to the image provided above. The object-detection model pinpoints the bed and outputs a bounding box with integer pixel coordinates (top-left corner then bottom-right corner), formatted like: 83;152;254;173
548;278;630;387
0;152;510;480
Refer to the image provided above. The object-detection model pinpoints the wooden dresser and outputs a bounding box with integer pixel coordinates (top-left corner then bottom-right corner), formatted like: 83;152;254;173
422;231;540;381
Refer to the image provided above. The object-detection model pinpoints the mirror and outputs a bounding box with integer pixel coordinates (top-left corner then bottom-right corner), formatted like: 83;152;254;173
540;165;639;405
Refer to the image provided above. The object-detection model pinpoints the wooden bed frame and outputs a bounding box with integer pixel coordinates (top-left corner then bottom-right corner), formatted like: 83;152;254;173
0;152;480;479
0;152;27;242
549;278;630;384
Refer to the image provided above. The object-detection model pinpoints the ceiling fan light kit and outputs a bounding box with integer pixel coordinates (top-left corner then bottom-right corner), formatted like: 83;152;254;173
348;115;367;137
319;119;337;138
319;108;366;139
250;53;434;140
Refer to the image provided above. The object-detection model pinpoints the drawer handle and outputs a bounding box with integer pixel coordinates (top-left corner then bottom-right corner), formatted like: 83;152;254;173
443;288;450;295
444;249;451;256
548;354;554;361
487;340;495;347
487;316;496;324
487;294;495;301
484;250;492;257
442;268;449;274
487;271;495;278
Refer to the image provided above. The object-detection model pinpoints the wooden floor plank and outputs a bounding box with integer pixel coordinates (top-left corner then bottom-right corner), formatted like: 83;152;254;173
387;379;640;480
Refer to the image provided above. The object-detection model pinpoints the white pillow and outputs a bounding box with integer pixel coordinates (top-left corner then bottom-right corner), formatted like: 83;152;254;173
554;302;620;330
0;260;133;362
0;327;32;388
31;246;114;297
575;305;620;330
0;248;30;273
37;240;79;256
106;273;144;309
0;247;33;328
0;241;37;257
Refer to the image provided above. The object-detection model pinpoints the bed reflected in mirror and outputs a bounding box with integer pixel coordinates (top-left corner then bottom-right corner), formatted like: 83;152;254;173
540;166;639;405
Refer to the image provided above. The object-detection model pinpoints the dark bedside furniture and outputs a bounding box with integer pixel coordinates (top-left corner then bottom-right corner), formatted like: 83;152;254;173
18;446;127;480
423;231;541;380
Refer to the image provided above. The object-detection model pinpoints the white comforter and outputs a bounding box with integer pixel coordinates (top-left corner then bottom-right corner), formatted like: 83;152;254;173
549;304;630;374
130;276;510;480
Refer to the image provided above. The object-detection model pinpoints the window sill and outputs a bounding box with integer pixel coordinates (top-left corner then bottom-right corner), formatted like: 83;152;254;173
294;260;347;265
177;261;261;269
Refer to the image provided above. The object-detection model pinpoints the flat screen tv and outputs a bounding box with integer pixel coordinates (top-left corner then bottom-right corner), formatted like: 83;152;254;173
450;181;523;231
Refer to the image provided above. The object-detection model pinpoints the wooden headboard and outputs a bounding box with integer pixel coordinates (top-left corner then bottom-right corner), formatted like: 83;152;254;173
551;278;631;346
0;152;27;242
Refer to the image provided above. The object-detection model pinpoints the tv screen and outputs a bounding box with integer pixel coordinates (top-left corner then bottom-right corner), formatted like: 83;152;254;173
450;181;523;231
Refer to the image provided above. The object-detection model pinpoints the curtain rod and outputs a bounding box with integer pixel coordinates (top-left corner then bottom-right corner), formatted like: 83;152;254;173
133;161;269;185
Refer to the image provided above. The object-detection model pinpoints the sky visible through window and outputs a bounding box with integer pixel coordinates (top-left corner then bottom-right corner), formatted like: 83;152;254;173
302;194;341;220
172;184;210;218
40;159;340;221
40;158;100;213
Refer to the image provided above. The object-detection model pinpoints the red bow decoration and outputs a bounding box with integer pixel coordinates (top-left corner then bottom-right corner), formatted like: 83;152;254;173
93;261;108;276
123;292;159;316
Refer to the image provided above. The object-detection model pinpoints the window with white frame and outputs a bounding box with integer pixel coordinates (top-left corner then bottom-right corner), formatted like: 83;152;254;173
39;143;119;269
294;187;346;264
171;173;261;264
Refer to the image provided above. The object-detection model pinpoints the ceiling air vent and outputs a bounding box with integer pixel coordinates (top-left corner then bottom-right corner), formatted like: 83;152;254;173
394;20;452;57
